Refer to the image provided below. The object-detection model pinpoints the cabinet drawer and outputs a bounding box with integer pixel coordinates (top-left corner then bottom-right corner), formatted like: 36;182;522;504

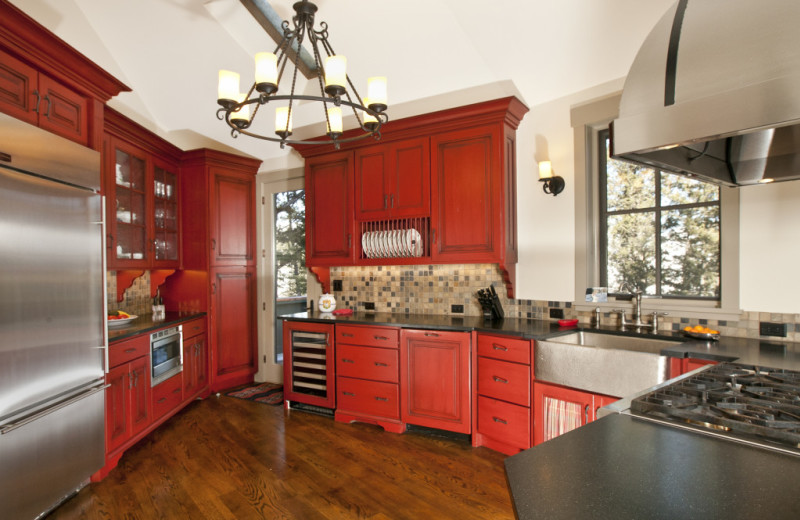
151;374;183;419
109;335;149;368
477;334;530;365
477;356;530;406
477;396;530;449
337;377;399;419
336;324;399;349
182;317;207;339
336;344;399;383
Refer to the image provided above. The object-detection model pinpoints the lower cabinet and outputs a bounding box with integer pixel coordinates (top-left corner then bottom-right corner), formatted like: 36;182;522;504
533;381;617;446
105;350;150;454
400;329;471;434
334;324;403;433
473;333;532;454
210;266;257;391
283;320;336;409
151;374;183;420
183;330;208;400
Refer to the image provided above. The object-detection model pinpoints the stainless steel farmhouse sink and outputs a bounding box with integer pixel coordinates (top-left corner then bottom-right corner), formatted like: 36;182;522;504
535;331;687;398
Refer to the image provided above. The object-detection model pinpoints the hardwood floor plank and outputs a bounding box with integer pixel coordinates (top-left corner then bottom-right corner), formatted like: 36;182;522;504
48;395;515;520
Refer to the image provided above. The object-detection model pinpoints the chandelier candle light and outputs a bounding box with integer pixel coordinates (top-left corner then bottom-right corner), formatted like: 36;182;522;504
216;0;389;148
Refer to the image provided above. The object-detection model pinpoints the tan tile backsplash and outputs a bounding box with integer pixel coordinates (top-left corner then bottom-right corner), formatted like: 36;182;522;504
107;271;152;316
330;263;800;343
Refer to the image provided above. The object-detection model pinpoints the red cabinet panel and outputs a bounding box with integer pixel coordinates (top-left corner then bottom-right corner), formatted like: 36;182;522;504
183;331;208;401
108;334;149;368
211;267;257;389
106;355;151;454
336;324;399;349
210;168;254;266
0;48;37;125
532;382;617;446
305;151;354;265
477;334;531;365
337;377;399;420
400;329;471;434
430;126;500;262
477;396;530;450
477;356;530;407
336;344;399;383
151;374;183;420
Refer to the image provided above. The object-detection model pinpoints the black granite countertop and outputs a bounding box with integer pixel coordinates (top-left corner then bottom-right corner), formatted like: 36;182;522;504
505;414;800;519
282;311;800;370
108;311;206;343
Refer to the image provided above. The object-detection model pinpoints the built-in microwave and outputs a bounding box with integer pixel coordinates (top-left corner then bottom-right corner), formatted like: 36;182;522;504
150;325;182;386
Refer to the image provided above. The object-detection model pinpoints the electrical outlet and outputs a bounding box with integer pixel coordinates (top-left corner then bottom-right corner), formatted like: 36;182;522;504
332;279;343;291
760;321;787;338
451;304;464;314
549;308;564;319
363;301;375;310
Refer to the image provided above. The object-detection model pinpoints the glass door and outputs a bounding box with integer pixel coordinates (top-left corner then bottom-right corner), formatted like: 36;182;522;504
113;144;147;264
152;162;179;264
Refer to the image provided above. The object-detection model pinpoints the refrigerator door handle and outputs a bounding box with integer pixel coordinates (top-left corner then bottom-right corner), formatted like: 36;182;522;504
0;384;109;435
99;196;109;373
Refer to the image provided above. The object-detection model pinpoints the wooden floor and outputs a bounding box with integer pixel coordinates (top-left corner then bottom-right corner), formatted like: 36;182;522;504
49;394;516;519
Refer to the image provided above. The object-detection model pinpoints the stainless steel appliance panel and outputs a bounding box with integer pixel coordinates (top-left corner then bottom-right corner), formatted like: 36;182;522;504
0;383;105;519
0;167;104;421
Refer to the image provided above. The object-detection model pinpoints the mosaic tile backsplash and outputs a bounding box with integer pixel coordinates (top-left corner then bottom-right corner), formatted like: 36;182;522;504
107;271;152;316
330;263;800;343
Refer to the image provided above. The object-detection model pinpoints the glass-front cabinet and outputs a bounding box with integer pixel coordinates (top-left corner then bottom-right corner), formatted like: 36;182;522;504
106;137;180;269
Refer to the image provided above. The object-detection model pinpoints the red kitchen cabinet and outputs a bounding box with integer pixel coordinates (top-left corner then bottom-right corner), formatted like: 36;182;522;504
283;320;336;409
164;149;261;392
354;137;430;220
473;333;533;455
305;151;355;266
211;266;257;390
106;355;150;454
103;109;182;270
400;329;471;434
0;48;88;146
335;324;403;433
182;318;209;402
151;373;183;420
533;381;617;446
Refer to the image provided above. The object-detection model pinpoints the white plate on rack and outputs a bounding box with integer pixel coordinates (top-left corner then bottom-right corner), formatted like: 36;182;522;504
362;233;370;258
409;228;422;257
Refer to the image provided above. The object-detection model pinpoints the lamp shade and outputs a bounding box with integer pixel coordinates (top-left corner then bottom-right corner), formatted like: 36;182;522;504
218;70;240;101
325;55;347;89
255;52;278;85
327;107;343;134
367;76;387;107
538;161;553;179
275;106;293;134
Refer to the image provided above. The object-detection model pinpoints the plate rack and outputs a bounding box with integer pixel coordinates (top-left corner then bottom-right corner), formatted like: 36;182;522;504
358;217;430;260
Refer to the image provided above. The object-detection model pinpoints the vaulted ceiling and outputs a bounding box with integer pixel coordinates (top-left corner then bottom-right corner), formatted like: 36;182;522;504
10;0;674;170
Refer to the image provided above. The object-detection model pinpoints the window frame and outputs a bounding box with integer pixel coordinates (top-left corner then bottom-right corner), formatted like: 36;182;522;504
597;128;721;301
570;92;741;319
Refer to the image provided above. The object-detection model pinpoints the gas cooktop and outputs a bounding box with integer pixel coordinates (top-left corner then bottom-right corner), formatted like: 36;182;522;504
630;362;800;456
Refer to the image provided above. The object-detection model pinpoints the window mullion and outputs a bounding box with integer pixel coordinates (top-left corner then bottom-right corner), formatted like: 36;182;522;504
654;171;662;297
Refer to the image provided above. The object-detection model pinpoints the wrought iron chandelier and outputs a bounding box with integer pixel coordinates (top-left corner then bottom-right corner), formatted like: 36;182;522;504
216;0;389;149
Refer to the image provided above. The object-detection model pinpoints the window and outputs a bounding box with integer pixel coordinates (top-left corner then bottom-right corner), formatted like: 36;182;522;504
598;129;720;299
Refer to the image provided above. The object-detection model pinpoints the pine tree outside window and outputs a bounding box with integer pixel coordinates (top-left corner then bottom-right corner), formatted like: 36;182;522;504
598;129;721;300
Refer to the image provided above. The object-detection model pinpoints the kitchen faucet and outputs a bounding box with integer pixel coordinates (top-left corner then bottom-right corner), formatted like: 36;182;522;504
612;285;667;331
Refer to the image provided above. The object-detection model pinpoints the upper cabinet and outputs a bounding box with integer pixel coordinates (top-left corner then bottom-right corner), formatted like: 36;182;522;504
354;137;430;221
0;2;130;149
104;108;182;270
294;97;528;297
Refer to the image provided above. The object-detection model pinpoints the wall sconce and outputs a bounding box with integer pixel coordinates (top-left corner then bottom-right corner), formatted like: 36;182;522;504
538;161;565;196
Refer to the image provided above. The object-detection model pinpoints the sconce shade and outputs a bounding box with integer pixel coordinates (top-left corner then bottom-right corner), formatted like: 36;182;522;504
538;160;553;179
538;160;565;196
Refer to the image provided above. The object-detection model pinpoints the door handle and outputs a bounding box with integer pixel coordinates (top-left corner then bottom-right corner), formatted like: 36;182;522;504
584;405;590;424
0;384;108;435
384;194;388;209
43;95;52;118
211;238;216;250
32;89;42;113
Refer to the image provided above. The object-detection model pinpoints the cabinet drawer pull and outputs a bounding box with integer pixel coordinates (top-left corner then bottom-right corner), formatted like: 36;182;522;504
493;417;508;425
374;396;389;402
373;335;388;341
43;95;52;118
374;362;388;367
172;388;181;395
124;348;137;354
584;405;590;424
492;344;508;351
341;358;354;364
341;333;354;337
157;397;167;404
424;332;439;337
384;194;388;209
343;391;356;397
32;89;42;113
493;376;509;384
211;238;216;250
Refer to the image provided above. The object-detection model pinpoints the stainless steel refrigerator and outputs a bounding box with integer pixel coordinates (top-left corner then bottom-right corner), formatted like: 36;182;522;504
0;113;106;519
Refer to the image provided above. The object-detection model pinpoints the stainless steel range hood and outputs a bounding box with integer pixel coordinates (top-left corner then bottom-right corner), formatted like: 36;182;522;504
611;0;800;186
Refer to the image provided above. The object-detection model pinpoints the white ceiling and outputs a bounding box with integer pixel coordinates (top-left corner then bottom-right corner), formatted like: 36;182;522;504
10;0;675;170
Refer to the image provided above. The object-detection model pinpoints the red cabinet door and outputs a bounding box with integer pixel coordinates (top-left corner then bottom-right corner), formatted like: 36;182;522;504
0;48;38;126
354;145;390;220
533;381;594;446
129;356;151;438
305;151;354;265
400;329;471;434
106;137;150;269
210;266;257;390
105;363;130;453
36;73;88;146
430;125;501;262
210;168;255;266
